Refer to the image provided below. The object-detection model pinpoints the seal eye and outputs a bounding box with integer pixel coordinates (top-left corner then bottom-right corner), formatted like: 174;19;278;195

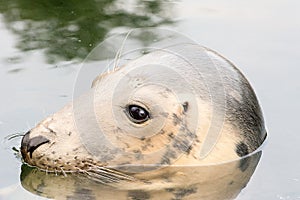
127;105;150;123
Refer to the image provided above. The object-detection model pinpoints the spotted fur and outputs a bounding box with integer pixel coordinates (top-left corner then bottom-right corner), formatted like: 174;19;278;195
20;44;266;200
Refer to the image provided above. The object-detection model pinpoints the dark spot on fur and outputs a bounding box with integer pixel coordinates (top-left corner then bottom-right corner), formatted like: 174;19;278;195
186;146;192;155
236;142;251;171
161;149;177;165
179;126;196;138
73;148;79;151
66;188;95;200
172;113;181;126
127;190;150;200
182;102;188;112
161;157;170;165
140;136;146;141
239;156;251;172
124;143;130;148
229;181;234;185
173;138;191;154
236;142;249;157
140;141;154;152
161;173;173;183
133;149;143;160
145;138;151;143
51;151;56;154
168;132;174;138
168;187;197;200
68;132;72;136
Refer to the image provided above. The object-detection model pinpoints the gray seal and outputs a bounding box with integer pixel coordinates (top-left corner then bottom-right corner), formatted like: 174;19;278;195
20;43;266;200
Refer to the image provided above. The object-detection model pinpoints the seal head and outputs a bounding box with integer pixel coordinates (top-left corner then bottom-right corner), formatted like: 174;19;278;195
20;43;266;179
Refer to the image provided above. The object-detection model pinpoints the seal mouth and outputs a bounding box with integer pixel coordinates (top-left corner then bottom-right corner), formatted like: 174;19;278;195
21;131;50;160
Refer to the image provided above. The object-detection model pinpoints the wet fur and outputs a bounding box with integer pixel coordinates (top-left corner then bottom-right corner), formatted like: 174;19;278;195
20;44;266;199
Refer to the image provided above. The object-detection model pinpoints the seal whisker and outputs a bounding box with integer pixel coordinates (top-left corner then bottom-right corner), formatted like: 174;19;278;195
82;171;111;184
76;165;137;184
60;167;67;177
113;29;132;71
79;170;111;184
88;171;121;183
5;132;25;140
45;167;49;175
93;166;136;181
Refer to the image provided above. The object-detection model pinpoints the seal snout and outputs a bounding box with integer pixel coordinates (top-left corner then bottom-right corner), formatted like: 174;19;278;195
21;131;50;160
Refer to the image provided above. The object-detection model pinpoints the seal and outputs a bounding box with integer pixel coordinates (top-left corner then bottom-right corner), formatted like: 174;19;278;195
20;43;266;199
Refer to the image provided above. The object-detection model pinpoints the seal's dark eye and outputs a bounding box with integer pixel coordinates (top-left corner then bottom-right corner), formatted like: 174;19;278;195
127;105;150;123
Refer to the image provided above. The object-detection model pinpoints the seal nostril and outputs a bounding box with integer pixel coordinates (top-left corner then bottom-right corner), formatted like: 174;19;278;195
27;136;50;158
21;131;50;159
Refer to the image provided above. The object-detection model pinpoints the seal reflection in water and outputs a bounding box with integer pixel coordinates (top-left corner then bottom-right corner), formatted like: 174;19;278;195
20;43;266;200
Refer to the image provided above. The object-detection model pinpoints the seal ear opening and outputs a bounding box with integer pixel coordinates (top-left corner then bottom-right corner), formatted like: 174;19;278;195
182;102;189;113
